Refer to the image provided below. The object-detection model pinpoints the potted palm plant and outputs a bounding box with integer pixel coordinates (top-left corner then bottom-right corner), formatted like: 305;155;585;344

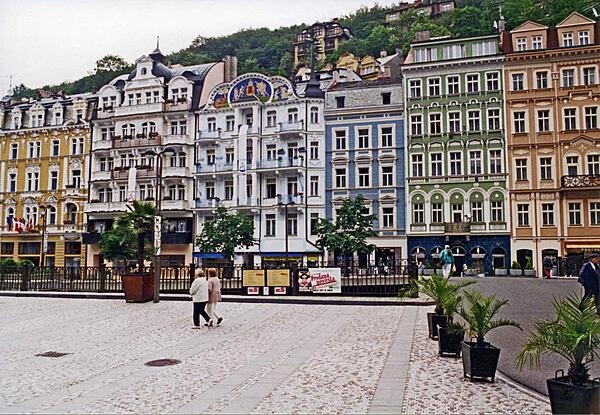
437;288;467;358
417;274;476;340
457;290;521;382
510;260;522;276
98;201;156;302
523;256;536;277
516;294;600;414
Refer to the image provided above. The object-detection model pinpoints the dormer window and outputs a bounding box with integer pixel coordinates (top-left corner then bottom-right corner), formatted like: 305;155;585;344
516;37;527;51
562;32;573;47
54;111;63;125
12;115;21;130
532;36;543;50
579;30;590;46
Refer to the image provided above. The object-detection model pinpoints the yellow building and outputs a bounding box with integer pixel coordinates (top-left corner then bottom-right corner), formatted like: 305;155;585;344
292;19;352;68
0;93;93;266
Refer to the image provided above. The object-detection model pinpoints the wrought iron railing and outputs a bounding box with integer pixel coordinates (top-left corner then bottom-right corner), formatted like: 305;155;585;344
561;174;600;188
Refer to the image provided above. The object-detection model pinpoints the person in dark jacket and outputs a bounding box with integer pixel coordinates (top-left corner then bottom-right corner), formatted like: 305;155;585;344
542;255;553;279
578;252;600;314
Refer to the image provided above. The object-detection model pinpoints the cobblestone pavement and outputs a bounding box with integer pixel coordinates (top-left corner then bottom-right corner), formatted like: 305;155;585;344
0;297;549;414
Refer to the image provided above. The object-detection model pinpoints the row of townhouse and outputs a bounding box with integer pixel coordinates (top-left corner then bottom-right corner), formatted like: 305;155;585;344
0;12;598;275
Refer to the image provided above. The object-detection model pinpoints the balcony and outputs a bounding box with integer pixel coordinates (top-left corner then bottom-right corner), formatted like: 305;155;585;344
96;106;115;119
444;222;471;234
160;199;189;210
92;139;113;150
165;100;191;111
256;157;304;170
163;134;190;146
112;134;161;149
114;102;163;117
195;199;221;208
91;171;111;181
195;163;235;174
82;232;102;245
561;174;600;189
276;121;304;137
84;201;127;213
162;232;193;244
63;186;85;197
162;166;190;178
197;130;221;143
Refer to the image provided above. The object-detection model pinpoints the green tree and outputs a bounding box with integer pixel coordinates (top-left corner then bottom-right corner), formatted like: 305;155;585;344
95;55;130;73
195;206;256;260
99;201;156;270
314;194;377;267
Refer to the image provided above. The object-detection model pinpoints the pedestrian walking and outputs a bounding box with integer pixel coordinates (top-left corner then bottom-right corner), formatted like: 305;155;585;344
189;268;210;329
578;252;600;314
542;255;553;279
439;245;455;278
206;268;223;327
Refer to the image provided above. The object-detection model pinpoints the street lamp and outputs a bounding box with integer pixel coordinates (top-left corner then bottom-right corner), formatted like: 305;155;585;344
144;146;176;303
277;195;295;268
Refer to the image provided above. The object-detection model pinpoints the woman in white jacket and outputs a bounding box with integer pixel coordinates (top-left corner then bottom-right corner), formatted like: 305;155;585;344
189;269;210;329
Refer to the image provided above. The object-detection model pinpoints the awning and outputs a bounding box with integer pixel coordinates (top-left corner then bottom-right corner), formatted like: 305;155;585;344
260;252;304;257
193;253;224;259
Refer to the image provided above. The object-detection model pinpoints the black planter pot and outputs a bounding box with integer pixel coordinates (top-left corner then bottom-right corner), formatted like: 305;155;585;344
427;312;448;340
547;374;600;414
461;341;500;382
437;325;464;358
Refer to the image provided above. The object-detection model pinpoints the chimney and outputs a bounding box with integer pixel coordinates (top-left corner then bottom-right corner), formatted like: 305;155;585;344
380;50;388;58
223;55;238;83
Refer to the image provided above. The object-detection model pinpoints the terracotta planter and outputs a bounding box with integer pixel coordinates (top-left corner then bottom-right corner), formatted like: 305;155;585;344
427;312;448;340
547;375;600;415
438;325;464;358
121;273;154;303
461;341;500;382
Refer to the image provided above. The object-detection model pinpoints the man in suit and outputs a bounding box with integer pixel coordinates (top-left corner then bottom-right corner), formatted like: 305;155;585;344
578;252;600;314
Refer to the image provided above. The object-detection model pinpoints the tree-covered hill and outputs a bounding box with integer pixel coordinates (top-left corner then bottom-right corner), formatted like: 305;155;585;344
11;0;599;99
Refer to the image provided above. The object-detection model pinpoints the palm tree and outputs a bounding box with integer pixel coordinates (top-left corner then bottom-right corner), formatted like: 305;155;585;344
516;294;600;385
417;274;476;315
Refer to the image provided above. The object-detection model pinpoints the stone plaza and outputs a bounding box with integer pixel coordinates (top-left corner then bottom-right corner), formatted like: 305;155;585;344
0;296;549;414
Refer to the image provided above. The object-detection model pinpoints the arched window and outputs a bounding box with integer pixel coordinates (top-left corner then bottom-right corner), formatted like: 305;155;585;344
66;203;77;224
6;207;14;231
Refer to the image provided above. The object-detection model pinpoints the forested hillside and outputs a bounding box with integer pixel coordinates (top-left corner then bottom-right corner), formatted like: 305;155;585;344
11;0;598;99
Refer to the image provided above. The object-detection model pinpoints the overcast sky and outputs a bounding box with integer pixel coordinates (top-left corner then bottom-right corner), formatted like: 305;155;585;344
0;0;400;95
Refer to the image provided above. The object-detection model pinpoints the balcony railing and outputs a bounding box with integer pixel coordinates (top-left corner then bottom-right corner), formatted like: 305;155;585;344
561;174;600;189
444;222;471;234
162;232;193;244
82;232;102;245
276;121;304;135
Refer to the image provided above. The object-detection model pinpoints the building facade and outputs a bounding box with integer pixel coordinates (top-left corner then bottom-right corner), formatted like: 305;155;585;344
292;19;352;68
0;93;93;266
324;78;406;266
84;47;235;266
402;33;510;275
503;12;600;274
194;73;325;266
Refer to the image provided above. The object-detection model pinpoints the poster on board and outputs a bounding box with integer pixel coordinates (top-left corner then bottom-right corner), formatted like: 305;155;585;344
307;268;342;294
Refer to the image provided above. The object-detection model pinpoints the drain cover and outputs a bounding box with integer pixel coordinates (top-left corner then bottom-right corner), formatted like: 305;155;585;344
35;351;70;358
145;358;181;367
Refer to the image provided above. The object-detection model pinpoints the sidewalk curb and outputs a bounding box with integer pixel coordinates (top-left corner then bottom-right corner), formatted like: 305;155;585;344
0;291;434;307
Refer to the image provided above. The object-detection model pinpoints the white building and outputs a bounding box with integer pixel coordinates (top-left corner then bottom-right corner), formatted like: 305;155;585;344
194;73;325;267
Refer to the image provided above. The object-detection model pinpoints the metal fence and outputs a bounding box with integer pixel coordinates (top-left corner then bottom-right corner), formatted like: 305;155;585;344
0;262;415;297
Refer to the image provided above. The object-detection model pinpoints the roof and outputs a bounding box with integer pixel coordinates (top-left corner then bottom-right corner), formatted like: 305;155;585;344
327;77;401;91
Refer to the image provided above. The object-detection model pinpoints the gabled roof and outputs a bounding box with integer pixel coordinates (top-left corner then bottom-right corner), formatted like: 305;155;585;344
511;20;548;33
556;11;595;28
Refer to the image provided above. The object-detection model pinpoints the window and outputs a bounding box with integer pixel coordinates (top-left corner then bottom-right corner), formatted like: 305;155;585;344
564;108;577;130
449;152;462;176
26;171;39;191
466;74;479;93
357;128;369;149
542;203;555;226
207;118;217;132
287;108;299;123
71;137;84;155
431;203;443;223
287;176;298;197
588;154;600;175
562;32;573;47
491;201;504;222
224;180;234;200
266;111;277;127
266;145;276;161
591;202;600;225
568;203;582;226
265;214;276;236
334;130;346;150
512;73;524;91
562;69;575;87
381;166;393;186
537;110;550;132
335;168;346;188
226;116;235;131
517;204;530;227
516;37;527;51
430;153;443;176
310;213;319;235
310;106;319;123
448;112;461;133
409;80;421;98
513;111;526;133
567;155;579;176
10;143;18;159
532;36;543;50
467;110;480;132
579;30;590;46
583;67;596;85
225;148;234;165
27;141;41;158
8;173;16;192
516;158;528;181
310;141;319;159
447;76;459;95
585;107;598;129
429;113;441;135
486;72;499;91
381;92;391;105
412;154;424;177
287;213;298;236
335;96;345;108
50;171;58;190
310;176;319;196
536;72;548;89
469;150;482;175
266;178;276;198
442;44;463;59
489;149;502;174
410;114;423;135
428;78;441;96
413;203;424;223
540;157;552;180
358;167;370;187
472;40;496;56
206;149;216;165
488;108;501;130
381;127;393;147
382;207;394;228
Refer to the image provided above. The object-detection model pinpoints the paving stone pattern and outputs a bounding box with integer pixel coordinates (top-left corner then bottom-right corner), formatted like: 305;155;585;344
0;297;550;414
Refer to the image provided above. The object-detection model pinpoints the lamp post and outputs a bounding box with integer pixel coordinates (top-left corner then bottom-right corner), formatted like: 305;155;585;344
277;195;295;268
144;146;176;303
